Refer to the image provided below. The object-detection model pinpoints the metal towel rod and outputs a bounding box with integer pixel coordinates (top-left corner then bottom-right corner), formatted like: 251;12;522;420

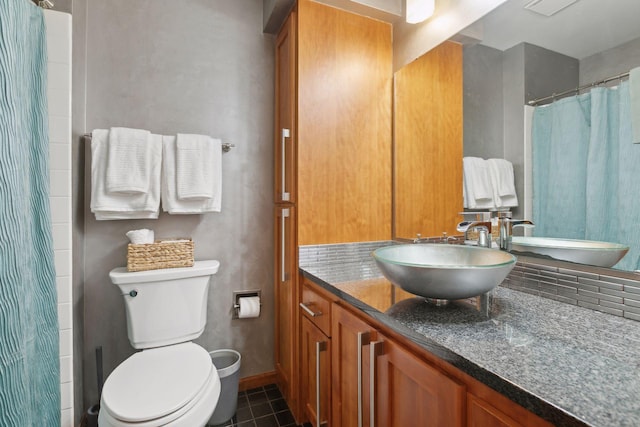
82;133;235;152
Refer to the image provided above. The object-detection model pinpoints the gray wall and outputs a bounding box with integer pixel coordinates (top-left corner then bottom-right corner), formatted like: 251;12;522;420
581;36;640;85
463;44;504;159
75;0;275;413
523;43;578;104
464;42;578;218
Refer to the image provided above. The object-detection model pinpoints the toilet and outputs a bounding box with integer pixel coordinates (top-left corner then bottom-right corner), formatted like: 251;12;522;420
98;260;222;427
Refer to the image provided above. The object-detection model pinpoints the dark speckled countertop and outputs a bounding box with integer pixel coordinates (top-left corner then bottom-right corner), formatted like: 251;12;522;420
299;247;640;427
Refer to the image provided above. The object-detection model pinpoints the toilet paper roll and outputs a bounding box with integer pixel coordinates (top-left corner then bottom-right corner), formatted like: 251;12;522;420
238;296;260;319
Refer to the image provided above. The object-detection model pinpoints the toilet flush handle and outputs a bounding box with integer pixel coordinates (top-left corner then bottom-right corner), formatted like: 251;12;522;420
125;290;138;297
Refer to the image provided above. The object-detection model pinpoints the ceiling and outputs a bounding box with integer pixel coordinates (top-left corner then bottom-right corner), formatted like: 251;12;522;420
465;0;640;59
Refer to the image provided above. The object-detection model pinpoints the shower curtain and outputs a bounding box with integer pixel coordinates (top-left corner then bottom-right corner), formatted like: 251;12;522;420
0;1;60;426
532;81;640;271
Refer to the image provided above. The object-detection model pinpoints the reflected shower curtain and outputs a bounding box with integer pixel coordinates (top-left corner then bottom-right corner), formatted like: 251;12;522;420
0;1;60;426
532;82;640;271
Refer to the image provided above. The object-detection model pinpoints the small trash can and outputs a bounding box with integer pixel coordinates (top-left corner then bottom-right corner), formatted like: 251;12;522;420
208;349;242;425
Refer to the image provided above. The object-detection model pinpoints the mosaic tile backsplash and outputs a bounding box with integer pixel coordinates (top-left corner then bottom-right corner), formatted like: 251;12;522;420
299;241;640;322
503;258;640;322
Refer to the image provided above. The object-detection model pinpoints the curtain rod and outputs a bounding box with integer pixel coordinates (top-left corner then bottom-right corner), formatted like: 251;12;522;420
527;71;630;106
82;133;235;153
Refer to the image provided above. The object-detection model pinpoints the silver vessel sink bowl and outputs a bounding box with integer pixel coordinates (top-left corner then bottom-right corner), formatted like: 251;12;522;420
511;237;629;268
372;244;516;300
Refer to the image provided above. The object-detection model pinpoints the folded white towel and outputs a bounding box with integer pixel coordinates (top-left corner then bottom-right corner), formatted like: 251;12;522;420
105;127;152;194
161;136;222;214
176;134;221;200
629;67;640;144
90;129;162;220
487;158;518;208
463;157;495;209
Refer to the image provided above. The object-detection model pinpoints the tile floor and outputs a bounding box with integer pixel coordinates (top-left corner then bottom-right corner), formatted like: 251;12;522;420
208;384;309;427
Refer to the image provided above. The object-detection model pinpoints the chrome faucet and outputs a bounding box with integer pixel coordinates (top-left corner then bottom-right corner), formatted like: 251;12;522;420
496;212;534;251
457;221;492;248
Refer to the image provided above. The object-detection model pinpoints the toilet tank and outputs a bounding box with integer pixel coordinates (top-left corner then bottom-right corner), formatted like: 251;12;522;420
109;260;220;349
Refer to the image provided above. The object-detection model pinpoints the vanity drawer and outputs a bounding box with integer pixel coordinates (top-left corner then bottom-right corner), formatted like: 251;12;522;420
300;280;332;336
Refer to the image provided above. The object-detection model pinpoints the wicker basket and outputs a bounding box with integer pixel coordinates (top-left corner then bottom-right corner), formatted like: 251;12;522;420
127;238;194;272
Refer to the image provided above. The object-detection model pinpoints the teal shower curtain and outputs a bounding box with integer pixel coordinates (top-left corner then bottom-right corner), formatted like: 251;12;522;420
532;81;640;271
0;1;60;426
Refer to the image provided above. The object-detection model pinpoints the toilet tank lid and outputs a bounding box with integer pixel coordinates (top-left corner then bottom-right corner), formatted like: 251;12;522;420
110;260;220;285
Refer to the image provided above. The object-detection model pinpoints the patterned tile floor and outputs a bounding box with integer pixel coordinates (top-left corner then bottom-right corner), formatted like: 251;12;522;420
208;384;309;427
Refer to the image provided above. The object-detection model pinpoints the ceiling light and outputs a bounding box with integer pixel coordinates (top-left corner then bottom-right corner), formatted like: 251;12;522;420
406;0;435;24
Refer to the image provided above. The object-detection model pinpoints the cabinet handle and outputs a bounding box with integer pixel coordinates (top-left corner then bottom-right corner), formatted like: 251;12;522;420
281;128;290;201
357;331;371;427
300;302;322;317
316;341;328;427
369;341;383;427
281;208;290;283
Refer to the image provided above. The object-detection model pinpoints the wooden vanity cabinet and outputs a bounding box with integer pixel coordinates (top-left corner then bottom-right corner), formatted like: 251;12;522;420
300;277;555;427
331;302;377;427
300;280;334;427
374;333;465;426
331;302;465;427
465;380;553;427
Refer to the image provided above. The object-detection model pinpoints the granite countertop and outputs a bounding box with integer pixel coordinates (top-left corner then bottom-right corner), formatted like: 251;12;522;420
300;253;640;427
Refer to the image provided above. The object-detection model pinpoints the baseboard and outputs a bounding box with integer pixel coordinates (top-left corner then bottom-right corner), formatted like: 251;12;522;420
239;371;278;391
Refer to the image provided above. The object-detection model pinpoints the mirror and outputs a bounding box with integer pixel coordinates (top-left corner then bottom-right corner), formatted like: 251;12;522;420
393;0;640;271
456;0;640;271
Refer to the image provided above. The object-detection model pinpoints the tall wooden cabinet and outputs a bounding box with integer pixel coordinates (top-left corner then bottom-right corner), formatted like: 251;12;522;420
274;8;298;410
274;0;392;419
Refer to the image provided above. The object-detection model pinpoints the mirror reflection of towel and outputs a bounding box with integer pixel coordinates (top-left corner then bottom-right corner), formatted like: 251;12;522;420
463;157;494;209
487;158;518;208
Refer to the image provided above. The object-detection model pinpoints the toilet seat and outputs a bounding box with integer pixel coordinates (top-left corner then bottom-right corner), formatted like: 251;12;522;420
99;342;221;427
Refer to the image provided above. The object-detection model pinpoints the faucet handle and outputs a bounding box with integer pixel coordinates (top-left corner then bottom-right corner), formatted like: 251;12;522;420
477;229;492;248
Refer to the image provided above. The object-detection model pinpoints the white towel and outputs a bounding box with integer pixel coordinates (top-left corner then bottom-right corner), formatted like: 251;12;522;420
463;157;495;209
161;136;222;214
105;127;152;194
629;67;640;144
487;158;518;208
90;129;162;220
176;134;221;200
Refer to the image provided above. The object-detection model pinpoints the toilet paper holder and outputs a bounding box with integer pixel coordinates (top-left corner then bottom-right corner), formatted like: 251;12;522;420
232;290;262;319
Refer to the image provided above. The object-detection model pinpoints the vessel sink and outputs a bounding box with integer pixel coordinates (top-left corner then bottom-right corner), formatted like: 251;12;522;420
372;244;516;300
510;237;629;268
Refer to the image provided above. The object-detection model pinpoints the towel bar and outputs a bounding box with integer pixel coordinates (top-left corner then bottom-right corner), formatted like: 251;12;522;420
82;133;234;152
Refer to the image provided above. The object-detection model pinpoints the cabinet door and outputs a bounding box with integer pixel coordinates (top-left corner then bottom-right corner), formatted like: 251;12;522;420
301;316;331;427
275;206;298;404
373;334;465;427
467;394;521;427
466;393;553;427
274;10;296;204
331;304;377;427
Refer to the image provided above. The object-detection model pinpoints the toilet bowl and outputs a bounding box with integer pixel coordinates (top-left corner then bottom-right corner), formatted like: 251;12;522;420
99;261;222;427
98;342;220;427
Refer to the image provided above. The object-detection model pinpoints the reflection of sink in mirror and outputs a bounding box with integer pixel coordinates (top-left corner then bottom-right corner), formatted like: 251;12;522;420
510;237;629;268
372;244;516;301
